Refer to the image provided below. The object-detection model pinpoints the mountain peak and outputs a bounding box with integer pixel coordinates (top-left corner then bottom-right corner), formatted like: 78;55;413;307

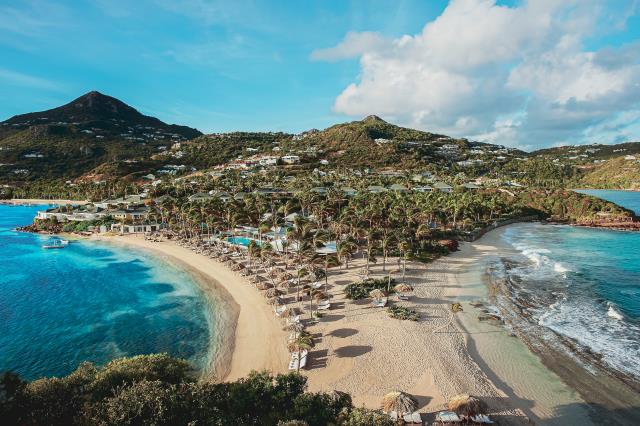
2;91;202;139
362;115;387;123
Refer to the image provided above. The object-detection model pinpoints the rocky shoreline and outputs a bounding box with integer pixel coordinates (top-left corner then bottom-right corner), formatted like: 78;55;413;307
486;260;640;425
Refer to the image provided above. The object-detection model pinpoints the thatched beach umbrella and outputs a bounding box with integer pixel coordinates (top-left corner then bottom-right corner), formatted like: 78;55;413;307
282;322;304;332
447;394;487;417
265;288;284;298
381;391;418;415
279;272;294;281
369;289;387;299
266;296;283;306
394;283;413;293
279;307;298;319
277;279;294;289
268;269;280;278
313;290;328;301
256;281;274;291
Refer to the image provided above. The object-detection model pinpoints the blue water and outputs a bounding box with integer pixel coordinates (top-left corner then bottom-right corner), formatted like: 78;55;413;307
497;190;640;379
227;236;256;247
0;204;214;380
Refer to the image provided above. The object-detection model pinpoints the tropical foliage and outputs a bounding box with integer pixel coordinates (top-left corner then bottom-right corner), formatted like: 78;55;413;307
0;354;395;426
387;305;420;321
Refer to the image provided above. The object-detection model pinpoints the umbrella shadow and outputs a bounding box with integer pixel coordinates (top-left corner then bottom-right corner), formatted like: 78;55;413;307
320;314;346;322
333;345;372;358
328;328;359;338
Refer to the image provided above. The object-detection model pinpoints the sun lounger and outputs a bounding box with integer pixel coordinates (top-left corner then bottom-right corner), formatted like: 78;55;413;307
471;414;493;424
397;294;410;301
371;297;388;307
317;300;331;310
388;411;398;421
311;281;323;289
287;315;301;324
274;305;287;316
435;411;462;424
403;412;422;424
288;350;308;370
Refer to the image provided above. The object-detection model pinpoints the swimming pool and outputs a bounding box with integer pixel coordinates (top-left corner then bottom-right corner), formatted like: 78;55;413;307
227;236;259;247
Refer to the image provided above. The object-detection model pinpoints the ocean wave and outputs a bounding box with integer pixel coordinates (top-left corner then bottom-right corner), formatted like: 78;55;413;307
607;304;624;321
499;223;640;381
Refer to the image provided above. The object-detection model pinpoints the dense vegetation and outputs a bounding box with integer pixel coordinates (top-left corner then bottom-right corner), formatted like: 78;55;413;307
0;354;393;426
387;306;420;321
344;278;397;300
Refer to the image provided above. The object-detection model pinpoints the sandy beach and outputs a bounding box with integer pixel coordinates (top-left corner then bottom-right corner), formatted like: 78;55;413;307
92;234;290;382
0;198;88;206
93;228;601;425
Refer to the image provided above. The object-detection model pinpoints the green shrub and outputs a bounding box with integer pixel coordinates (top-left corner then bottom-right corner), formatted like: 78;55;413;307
337;407;394;426
344;277;396;300
387;305;420;321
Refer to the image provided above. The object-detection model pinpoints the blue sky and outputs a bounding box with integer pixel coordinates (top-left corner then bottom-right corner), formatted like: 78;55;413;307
1;0;639;149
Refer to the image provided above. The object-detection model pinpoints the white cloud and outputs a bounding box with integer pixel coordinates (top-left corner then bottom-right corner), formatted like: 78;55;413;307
310;32;391;61
313;0;640;149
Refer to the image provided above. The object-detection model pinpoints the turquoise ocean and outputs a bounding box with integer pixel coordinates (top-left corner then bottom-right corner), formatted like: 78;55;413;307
493;190;640;380
0;204;216;380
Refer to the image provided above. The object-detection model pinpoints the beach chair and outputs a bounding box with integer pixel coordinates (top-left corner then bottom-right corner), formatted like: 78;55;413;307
311;281;323;289
388;411;398;421
471;414;494;424
435;411;462;424
288;350;308;370
274;305;287;316
288;353;299;370
299;351;308;369
397;293;410;301
317;300;331;310
371;297;388;308
287;315;301;325
403;412;422;424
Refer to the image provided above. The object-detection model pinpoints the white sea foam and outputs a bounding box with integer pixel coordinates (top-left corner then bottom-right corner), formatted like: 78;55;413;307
553;263;570;273
607;304;624;320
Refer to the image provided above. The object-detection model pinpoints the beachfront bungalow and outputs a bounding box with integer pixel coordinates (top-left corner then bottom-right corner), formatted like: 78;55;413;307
412;186;433;193
433;182;454;193
368;185;388;193
108;206;150;221
389;183;408;192
94;194;143;209
188;192;214;202
110;223;164;234
36;204;107;222
461;183;480;190
281;155;300;164
255;187;290;197
341;187;357;197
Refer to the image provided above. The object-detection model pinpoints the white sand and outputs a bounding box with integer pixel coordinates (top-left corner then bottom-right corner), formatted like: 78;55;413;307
94;228;593;425
93;234;289;382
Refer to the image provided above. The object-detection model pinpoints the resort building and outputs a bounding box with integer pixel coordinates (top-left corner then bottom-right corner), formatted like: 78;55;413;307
281;155;300;164
433;182;454;193
110;223;164;234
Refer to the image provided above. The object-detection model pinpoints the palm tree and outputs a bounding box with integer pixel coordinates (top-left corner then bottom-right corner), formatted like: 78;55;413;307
287;332;315;373
398;239;410;283
337;239;357;269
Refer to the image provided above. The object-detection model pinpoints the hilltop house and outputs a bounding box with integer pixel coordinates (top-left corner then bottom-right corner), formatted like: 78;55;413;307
433;182;454;193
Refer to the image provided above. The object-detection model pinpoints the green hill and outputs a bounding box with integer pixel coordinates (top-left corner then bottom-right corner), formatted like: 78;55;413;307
0;91;201;181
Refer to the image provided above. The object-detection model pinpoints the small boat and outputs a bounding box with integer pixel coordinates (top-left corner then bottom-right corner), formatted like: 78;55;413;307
42;239;66;249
